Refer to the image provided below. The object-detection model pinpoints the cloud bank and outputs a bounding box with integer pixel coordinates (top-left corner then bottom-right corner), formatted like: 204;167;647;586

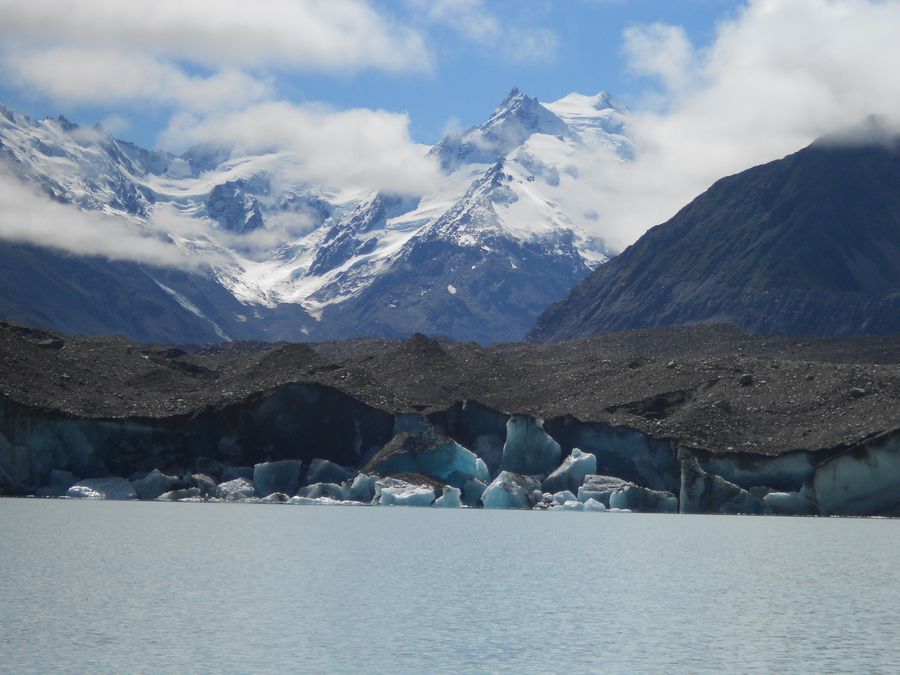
160;102;441;195
0;0;430;74
0;173;208;268
409;0;559;63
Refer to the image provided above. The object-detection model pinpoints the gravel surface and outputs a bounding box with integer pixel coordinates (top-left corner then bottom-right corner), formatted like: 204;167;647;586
1;321;898;455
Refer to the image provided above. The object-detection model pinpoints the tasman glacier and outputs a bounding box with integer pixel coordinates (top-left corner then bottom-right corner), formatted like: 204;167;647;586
0;89;631;343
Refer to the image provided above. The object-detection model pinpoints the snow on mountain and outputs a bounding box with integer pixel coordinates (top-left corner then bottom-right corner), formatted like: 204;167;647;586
0;88;633;343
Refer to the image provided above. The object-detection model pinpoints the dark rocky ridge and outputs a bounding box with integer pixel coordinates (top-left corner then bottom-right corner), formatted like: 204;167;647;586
530;136;900;342
1;321;897;457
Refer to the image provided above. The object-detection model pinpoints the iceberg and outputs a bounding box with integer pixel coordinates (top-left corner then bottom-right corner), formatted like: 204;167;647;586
500;415;561;476
583;498;607;512
577;475;631;506
189;473;218;498
365;429;483;486
608;485;677;513
297;482;345;500
216;477;256;502
434;486;462;508
133;468;182;500
67;477;136;500
345;473;376;503
287;496;350;506
475;458;491;483
304;458;349;486
253;460;303;497
482;471;542;510
260;492;290;503
375;477;437;507
156;487;201;501
763;491;819;516
561;500;584;511
542;448;597;494
551;490;578;505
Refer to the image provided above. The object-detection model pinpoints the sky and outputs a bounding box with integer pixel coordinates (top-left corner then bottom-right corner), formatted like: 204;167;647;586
0;0;741;148
1;0;899;260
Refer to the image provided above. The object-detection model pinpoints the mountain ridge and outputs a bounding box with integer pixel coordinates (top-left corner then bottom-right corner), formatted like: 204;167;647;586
0;89;630;344
529;136;900;341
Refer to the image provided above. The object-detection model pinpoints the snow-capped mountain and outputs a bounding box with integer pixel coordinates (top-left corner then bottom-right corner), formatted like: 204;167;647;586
0;89;632;344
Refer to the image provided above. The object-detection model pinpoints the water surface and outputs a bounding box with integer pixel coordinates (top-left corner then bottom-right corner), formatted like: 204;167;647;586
1;500;898;673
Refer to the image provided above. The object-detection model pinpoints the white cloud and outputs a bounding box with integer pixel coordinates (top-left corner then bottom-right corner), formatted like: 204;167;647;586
159;101;442;195
421;0;501;42
0;0;430;73
623;23;695;94
409;0;559;63
99;114;131;137
7;48;273;112
0;173;209;268
595;0;900;249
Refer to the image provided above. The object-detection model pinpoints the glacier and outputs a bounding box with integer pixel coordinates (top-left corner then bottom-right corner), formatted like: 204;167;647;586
253;460;303;498
500;415;562;477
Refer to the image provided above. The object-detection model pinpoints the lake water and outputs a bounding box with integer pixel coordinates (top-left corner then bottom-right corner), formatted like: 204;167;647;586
1;500;898;673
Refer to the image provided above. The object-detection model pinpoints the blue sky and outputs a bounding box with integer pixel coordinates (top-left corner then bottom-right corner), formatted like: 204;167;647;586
0;0;741;149
306;1;742;144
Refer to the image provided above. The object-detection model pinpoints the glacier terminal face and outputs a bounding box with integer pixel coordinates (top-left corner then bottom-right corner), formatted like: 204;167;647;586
1;323;897;516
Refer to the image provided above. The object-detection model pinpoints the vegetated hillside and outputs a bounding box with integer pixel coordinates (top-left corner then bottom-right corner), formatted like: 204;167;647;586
530;133;900;342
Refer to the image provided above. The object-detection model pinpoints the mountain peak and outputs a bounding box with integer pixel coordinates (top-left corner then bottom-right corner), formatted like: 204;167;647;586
54;115;78;132
483;87;568;138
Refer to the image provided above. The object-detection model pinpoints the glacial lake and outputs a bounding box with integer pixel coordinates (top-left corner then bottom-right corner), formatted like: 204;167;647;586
1;500;898;673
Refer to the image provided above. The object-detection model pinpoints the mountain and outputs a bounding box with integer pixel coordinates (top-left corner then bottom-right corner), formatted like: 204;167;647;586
0;89;631;344
529;133;900;342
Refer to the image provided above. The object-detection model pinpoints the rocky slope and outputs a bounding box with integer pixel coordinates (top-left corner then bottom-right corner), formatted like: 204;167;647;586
530;132;900;342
